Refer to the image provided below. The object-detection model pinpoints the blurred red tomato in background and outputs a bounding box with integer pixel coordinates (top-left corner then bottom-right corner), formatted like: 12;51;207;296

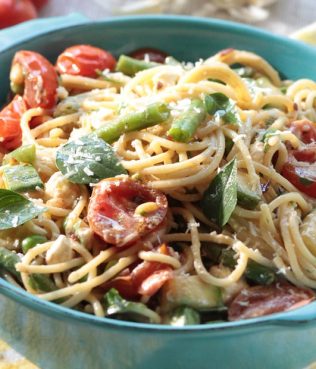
0;0;48;30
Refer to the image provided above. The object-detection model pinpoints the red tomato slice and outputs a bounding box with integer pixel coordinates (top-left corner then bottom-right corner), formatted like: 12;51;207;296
131;260;173;296
129;48;168;63
11;50;58;109
282;146;316;198
290;120;316;144
87;178;168;247
56;45;116;78
0;95;27;151
0;0;37;30
228;284;315;321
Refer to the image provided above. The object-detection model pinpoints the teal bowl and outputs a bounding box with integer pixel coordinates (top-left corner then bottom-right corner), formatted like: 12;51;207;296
1;14;316;369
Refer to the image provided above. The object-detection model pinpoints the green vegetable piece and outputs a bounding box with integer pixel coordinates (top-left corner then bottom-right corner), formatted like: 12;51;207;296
21;235;47;254
167;99;206;143
170;306;201;326
28;273;56;292
116;55;159;76
0;189;46;230
220;248;275;285
237;174;261;210
205;93;229;115
56;135;127;184
3;165;43;193
245;260;276;285
237;186;261;210
204;93;239;124
0;247;21;280
201;159;238;227
103;288;160;323
96;102;170;144
224;136;234;156
0;247;56;291
161;275;222;311
3;144;36;165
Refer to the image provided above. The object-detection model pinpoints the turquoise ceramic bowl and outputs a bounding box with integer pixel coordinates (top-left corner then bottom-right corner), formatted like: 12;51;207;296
0;14;316;369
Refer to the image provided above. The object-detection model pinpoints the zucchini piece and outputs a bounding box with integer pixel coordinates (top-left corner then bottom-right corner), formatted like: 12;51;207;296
161;275;222;312
3;164;43;193
4;144;36;165
237;173;261;210
169;306;201;326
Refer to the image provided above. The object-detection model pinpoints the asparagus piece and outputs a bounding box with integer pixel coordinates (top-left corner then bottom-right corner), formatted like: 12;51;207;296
116;55;159;76
167;99;206;143
96;102;170;143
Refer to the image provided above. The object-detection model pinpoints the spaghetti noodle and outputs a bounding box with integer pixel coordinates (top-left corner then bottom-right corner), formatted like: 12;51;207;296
0;46;315;324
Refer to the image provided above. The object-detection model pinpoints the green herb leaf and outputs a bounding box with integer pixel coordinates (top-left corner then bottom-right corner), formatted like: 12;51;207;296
103;288;160;323
56;135;127;184
0;189;46;230
201;159;237;227
204;93;239;125
204;93;229;115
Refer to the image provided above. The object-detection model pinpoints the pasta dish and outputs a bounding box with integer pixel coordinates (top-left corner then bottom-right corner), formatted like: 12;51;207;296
0;45;315;325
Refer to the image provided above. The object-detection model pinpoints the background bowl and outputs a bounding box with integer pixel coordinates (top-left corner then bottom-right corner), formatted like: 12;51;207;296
1;14;316;369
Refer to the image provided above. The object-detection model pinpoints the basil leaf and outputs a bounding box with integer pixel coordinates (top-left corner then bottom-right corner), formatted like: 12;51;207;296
103;288;160;323
56;135;127;184
204;93;239;125
201;159;237;227
204;93;229;115
0;189;46;230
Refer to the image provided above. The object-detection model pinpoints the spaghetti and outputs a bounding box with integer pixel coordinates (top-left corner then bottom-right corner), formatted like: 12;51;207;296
0;45;315;324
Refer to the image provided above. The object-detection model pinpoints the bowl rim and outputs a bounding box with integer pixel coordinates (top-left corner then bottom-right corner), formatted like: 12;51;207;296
1;14;316;332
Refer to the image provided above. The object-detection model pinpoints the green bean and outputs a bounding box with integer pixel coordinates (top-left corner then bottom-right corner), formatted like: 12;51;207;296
95;102;170;143
22;235;47;254
28;273;56;292
116;55;159;76
167;99;206;143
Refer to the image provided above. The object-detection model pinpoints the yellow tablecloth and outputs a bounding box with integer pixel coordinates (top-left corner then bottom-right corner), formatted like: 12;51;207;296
0;341;38;369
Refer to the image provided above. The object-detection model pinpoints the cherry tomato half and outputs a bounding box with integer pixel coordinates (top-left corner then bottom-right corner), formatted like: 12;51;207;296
101;259;173;299
290;119;316;144
0;0;37;30
129;47;168;64
87;177;168;247
56;45;116;78
10;50;58;109
228;284;314;321
0;95;27;151
282;146;316;198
